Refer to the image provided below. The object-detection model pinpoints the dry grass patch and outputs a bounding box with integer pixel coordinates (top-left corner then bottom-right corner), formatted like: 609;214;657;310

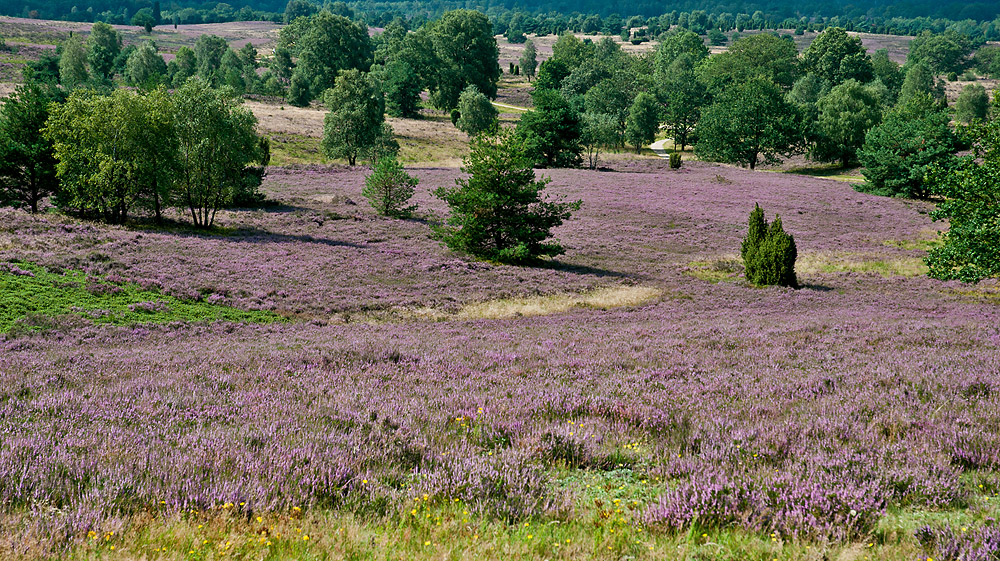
247;100;468;166
797;251;928;277
455;285;661;319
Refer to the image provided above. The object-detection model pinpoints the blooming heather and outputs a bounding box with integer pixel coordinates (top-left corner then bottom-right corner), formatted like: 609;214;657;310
0;160;998;548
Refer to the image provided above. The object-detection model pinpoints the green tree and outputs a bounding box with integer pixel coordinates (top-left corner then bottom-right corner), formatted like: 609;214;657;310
518;89;583;168
362;155;417;218
857;94;957;199
698;33;800;92
171;46;197;87
0;81;60;213
741;203;797;288
657;54;707;151
194;34;229;86
926;117;1000;282
283;0;317;23
908;30;973;75
455;85;498;137
427;10;501;111
583;76;634;145
899;61;945;105
550;32;594;70
172;78;266;227
125;41;167;87
292;11;373;102
434;127;581;264
812;80;883;167
696;77;801;170
580;111;617;169
87;21;121;80
535;58;571;91
520;39;538;81
321;69;387;166
872;49;903;103
955;83;989;123
287;70;312;107
654;28;709;75
44;88;177;224
974;45;1000;79
381;59;422;118
624;91;660;153
131;8;156;33
59;36;89;89
802;27;874;85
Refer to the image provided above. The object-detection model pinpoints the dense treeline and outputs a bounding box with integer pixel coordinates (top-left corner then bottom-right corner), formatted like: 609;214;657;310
1;26;269;227
6;0;1000;45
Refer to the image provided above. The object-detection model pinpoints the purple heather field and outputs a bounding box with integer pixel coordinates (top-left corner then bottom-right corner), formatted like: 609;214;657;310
2;160;999;551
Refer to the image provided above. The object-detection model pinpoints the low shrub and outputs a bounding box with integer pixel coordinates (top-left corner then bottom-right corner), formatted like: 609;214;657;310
741;204;797;287
669;152;682;169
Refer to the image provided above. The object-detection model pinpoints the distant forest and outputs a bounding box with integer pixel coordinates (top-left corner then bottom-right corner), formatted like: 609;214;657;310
2;0;1000;32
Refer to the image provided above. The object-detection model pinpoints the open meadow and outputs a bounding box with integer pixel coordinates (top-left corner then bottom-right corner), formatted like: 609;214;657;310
3;156;1000;560
3;13;1000;561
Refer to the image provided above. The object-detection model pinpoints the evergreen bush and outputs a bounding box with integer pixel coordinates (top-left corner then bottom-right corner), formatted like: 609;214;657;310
741;204;797;287
669;152;682;169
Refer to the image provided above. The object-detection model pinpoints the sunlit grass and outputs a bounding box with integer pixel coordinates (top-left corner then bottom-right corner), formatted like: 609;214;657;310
0;262;281;333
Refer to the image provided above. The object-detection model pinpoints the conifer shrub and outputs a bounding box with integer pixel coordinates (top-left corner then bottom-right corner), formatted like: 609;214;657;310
741;204;798;287
362;156;418;218
669;152;682;169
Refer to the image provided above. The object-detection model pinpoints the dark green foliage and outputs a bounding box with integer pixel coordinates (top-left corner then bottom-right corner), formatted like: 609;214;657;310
654;29;709;73
87;22;121;80
954;83;989;123
802;27;874;85
0;81;60;213
872;49;904;103
194;34;229;85
926;118;1000;282
283;11;373;103
363;155;418;218
520;39;537;80
434;128;581;264
907;30;973;75
857;94;958;199
455;85;498;137
741;204;797;288
450;109;461;126
812;79;884;167
657;53;707;151
381;59;422;118
697;33;800;93
669;152;682;168
535;58;570;90
321;69;389;166
517;89;583;168
283;0;317;23
695;77;801;169
974;45;1000;78
899;62;945;104
624;91;659;153
426;10;501;111
287;70;311;107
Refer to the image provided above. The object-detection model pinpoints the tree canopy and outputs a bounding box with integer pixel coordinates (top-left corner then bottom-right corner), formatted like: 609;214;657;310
695;77;801;169
434;127;581;264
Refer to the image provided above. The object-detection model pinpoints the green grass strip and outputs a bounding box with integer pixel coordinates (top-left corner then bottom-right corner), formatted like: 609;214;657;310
0;262;282;333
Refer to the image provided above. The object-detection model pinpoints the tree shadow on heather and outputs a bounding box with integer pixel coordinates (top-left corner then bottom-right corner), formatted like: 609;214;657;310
537;259;632;279
229;228;367;248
